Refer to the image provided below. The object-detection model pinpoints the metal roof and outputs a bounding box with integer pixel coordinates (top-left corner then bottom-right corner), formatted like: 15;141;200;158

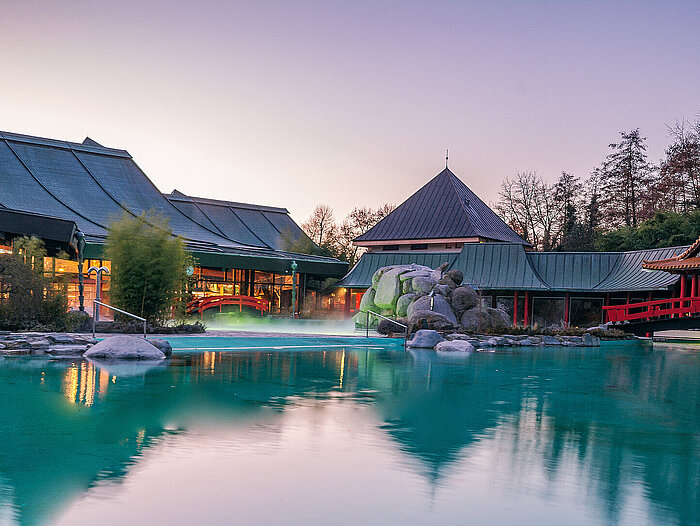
0;131;347;277
334;252;459;288
354;168;530;245
336;244;687;292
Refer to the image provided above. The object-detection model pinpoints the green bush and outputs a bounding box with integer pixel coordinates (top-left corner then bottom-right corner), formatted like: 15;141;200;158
106;213;190;324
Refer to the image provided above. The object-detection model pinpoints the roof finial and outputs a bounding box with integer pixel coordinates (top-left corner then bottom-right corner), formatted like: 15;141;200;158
445;149;449;169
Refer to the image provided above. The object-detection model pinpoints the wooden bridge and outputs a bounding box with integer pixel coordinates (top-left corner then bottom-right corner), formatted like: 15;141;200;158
603;296;700;335
186;295;270;317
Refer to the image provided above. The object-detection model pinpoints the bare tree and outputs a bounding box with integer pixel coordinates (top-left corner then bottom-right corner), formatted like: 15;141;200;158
301;205;336;247
658;118;700;213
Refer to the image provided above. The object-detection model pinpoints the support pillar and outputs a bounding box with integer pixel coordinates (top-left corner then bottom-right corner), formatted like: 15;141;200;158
513;291;519;326
564;293;570;327
692;273;698;298
524;291;530;327
344;288;351;316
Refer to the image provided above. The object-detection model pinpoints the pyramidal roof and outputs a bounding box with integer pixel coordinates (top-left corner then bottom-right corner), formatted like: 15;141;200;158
354;168;530;245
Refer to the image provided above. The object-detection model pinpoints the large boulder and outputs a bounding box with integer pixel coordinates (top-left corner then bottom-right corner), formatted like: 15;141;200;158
399;269;432;281
352;310;378;329
451;286;479;314
408;310;456;332
407;329;444;349
401;279;412;294
396;293;417;317
84;335;166;360
412;276;436;294
429;262;450;282
445;269;464;286
359;288;378;313
149;339;173;357
435;340;474;353
437;275;458;289
486;307;511;329
377;318;406;335
407;294;458;326
374;268;406;309
460;307;493;332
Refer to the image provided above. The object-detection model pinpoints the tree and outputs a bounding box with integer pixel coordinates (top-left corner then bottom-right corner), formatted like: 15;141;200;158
106;213;189;324
595;210;700;252
496;171;563;250
657;118;700;214
301;205;336;248
599;129;655;229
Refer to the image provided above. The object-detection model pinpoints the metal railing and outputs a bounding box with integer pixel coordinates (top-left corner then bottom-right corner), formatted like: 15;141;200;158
365;310;410;346
93;300;147;338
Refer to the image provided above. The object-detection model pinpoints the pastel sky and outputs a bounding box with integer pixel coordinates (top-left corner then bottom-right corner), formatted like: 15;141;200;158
1;1;699;224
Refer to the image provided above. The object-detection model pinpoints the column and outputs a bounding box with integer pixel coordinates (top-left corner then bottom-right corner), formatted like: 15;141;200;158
523;291;530;327
513;291;519;326
344;288;351;315
564;292;570;327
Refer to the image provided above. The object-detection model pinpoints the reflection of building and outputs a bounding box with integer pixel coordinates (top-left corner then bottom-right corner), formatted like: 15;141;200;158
335;167;687;326
0;131;347;315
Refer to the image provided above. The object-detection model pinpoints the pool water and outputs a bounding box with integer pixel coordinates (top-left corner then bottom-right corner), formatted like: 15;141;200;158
0;339;698;525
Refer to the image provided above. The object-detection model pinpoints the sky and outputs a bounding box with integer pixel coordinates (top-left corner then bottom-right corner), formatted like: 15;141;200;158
1;0;699;224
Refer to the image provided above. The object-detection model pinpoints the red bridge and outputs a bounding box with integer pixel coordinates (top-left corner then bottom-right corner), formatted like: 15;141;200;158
604;296;700;323
187;295;270;317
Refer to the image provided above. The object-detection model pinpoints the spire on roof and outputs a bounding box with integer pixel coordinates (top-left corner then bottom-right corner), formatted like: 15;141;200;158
445;149;449;169
82;137;103;147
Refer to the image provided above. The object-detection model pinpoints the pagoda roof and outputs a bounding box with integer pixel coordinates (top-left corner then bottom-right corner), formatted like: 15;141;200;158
642;235;700;272
353;168;530;246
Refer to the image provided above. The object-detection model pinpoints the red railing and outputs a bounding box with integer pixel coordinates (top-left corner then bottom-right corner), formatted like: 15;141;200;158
186;295;270;317
603;296;700;323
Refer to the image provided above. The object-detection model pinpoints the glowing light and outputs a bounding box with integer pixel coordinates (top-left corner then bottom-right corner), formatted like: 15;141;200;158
339;349;345;389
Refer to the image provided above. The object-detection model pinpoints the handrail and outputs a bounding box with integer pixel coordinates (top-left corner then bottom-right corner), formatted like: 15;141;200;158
365;310;410;347
93;300;147;338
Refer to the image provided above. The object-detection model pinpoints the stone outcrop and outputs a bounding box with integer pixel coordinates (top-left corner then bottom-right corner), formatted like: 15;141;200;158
435;340;474;353
0;333;97;356
84;335;166;360
407;329;444;349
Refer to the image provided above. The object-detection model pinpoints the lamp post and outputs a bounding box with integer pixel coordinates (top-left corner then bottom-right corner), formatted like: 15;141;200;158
290;260;298;318
75;231;86;311
88;266;110;323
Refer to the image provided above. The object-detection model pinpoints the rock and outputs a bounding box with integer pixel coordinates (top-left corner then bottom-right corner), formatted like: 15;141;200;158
437;275;458;289
401;279;412;294
399;270;432;281
359;288;378;313
352;310;377;329
29;339;51;350
486;307;511;328
429;262;450;282
582;333;600;347
47;334;76;344
408;310;456;331
396;293;417;317
73;336;98;345
374;268;406;309
377;318;406;335
46;345;89;356
407;295;458;326
433;284;451;296
445;269;463;286
460;307;493;332
149;339;173;357
542;335;560;346
412;276;436;294
84;335;166;360
0;343;5;350
407;329;444;348
518;338;535;346
435;340;474;353
451;286;479;314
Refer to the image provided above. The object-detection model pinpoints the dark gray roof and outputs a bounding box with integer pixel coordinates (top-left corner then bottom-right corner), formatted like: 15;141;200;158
354;168;530;245
334;252;459;288
335;243;686;292
0;131;347;276
165;191;312;252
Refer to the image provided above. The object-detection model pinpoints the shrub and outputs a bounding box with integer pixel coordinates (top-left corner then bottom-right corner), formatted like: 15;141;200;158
106;213;190;325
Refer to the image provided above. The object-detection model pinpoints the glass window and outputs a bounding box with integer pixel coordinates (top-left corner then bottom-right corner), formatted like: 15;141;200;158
570;298;604;327
532;297;565;328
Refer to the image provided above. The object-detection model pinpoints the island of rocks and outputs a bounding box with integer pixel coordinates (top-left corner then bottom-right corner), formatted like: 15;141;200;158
354;263;620;351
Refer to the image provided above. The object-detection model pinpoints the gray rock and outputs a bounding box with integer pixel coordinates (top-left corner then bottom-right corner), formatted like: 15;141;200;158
352;310;377;329
519;338;535;346
377;318;406;335
0;343;5;350
542;335;560;346
359;288;378;313
29;339;51;350
399;270;432;281
47;334;76;344
451;286;479;314
460;307;493;332
429;262;450;282
84;335;166;361
582;333;601;347
446;333;471;341
402;279;412;294
407;329;444;349
437;275;458;289
435;340;474;353
433;284;451;296
374;268;406;309
407;295;458;326
149;339;173;357
412;276;436;294
46;344;89;356
445;269;463;286
396;293;417;317
408;310;456;332
486;307;511;328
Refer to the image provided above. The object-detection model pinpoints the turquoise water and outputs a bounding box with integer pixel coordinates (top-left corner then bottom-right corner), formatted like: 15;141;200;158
0;339;698;525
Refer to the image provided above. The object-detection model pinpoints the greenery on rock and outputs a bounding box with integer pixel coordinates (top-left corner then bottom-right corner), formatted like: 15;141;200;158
106;213;190;324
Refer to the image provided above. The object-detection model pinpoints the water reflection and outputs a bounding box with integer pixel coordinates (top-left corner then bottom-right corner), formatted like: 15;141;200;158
0;344;697;525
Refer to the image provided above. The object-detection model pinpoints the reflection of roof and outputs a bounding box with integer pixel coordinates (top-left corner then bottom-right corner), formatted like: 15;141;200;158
643;235;700;271
336;243;686;292
354;168;530;245
0;131;346;276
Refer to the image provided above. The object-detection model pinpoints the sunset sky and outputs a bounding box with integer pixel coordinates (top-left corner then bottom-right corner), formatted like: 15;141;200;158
1;1;699;223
